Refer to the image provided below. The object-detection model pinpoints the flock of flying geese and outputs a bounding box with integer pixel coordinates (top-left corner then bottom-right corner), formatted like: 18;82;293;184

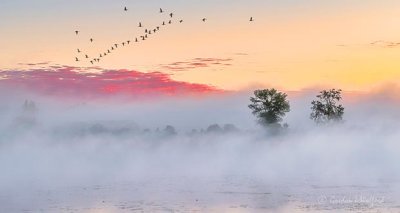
74;7;254;64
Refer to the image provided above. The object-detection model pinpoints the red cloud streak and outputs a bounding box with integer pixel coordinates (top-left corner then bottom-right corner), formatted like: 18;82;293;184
0;67;222;99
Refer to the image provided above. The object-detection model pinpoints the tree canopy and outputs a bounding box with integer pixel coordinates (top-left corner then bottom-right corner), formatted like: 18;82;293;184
248;89;290;127
310;89;344;124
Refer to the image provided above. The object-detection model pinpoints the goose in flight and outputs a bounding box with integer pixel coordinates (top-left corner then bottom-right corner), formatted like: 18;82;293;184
122;42;125;46
202;18;207;22
127;40;131;44
169;13;173;18
100;54;102;58
145;29;148;33
111;47;114;50
153;29;157;33
179;20;183;23
77;49;81;53
139;22;142;27
114;44;118;48
75;31;79;35
250;17;254;22
124;7;128;11
90;38;93;42
75;57;79;62
168;20;172;24
90;60;93;64
107;50;111;53
85;54;89;58
156;26;160;30
160;8;163;13
135;38;138;42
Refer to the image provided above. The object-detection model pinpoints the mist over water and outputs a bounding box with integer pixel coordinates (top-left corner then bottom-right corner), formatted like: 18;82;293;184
1;89;400;212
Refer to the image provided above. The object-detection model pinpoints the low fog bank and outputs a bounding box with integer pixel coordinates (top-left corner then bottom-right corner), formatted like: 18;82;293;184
0;89;400;193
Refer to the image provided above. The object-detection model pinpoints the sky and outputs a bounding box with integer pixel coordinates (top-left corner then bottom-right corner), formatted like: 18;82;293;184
1;0;400;95
1;2;400;211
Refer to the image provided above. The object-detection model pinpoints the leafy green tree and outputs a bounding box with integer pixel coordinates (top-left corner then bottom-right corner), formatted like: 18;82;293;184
248;89;290;127
310;89;344;124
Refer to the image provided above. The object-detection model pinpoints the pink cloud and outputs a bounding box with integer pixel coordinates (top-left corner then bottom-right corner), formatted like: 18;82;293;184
0;66;222;99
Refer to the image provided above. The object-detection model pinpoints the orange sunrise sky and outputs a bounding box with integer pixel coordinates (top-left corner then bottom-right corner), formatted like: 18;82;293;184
1;0;399;93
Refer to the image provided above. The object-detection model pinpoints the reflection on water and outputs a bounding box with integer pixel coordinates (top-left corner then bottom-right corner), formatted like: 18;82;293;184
1;176;399;212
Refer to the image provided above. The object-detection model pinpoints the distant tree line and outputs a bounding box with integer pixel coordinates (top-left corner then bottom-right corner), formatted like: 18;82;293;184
16;89;344;135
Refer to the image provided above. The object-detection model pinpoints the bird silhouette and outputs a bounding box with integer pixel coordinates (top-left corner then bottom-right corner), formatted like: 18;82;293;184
71;7;238;62
70;5;245;62
145;29;148;33
250;17;254;22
